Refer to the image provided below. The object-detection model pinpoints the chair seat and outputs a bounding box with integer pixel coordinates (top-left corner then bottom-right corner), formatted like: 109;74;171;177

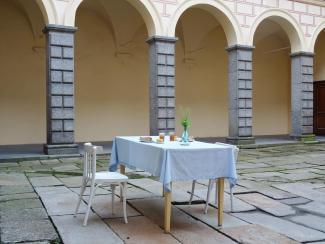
95;171;128;182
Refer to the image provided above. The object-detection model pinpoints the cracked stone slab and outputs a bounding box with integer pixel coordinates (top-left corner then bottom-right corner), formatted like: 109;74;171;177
129;198;236;243
30;176;63;187
107;216;180;244
38;192;87;216
273;183;325;202
176;204;249;229
236;193;296;217
290;214;325;232
0;173;30;186
0;219;58;243
52;213;123;244
296;201;325;216
0;192;38;202
85;194;140;219
220;224;299;244
233;211;325;242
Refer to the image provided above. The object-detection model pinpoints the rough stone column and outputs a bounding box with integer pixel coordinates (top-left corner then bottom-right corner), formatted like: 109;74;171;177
147;36;177;135
226;45;255;145
291;52;315;140
43;25;79;154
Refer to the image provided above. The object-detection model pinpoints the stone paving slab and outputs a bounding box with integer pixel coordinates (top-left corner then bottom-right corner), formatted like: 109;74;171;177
0;198;43;211
35;185;72;195
194;188;256;212
52;213;123;244
0;219;58;243
70;186;110;196
279;197;311;205
0;173;30;186
273;183;325;202
296;201;325;217
280;172;322;181
238;180;297;199
236;193;296;217
0;185;34;195
129;198;236;243
0;192;38;202
107;216;180;244
0;207;48;222
109;185;156;200
0;162;19;167
53;164;80;171
38;191;87;216
220;224;299;244
233;211;325;242
40;159;61;165
58;176;84;187
86;194;140;219
30;176;63;187
19;160;41;166
290;214;325;232
176;204;249;229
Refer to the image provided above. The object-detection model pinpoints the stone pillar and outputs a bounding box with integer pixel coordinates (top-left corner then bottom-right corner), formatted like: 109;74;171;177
147;36;177;135
43;25;79;154
290;52;315;140
226;45;255;145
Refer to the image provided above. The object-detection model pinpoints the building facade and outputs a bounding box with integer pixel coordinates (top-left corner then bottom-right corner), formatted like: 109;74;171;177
0;0;325;153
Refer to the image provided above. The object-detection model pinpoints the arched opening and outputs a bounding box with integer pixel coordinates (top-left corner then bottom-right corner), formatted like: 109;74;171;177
313;29;325;135
0;0;46;145
74;0;150;142
252;19;293;137
174;7;230;138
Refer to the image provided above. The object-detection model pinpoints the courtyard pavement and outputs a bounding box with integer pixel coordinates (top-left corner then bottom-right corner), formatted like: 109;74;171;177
0;143;325;243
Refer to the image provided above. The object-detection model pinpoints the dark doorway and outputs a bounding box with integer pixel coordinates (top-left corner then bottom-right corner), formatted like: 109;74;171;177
314;80;325;135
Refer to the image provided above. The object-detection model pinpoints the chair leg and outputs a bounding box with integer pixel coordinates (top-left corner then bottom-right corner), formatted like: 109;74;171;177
189;180;196;205
111;184;116;215
74;179;87;217
204;179;214;214
83;184;96;226
230;187;234;212
122;182;128;224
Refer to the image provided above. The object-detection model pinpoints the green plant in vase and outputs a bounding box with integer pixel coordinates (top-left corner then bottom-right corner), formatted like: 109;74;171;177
180;107;191;144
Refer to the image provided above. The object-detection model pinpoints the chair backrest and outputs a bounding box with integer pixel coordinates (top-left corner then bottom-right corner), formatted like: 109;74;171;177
83;143;98;181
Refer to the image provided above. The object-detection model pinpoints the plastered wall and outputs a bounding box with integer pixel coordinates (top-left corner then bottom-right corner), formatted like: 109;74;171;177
314;31;325;81
0;0;46;145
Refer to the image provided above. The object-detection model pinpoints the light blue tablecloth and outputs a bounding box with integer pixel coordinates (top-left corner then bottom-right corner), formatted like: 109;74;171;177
109;136;238;191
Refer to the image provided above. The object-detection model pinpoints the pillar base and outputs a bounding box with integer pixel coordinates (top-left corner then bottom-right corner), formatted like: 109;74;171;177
44;144;79;155
290;134;317;143
226;137;255;145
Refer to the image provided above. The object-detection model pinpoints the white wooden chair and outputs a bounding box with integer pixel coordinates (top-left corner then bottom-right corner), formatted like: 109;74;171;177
189;179;234;213
189;143;238;213
74;143;128;226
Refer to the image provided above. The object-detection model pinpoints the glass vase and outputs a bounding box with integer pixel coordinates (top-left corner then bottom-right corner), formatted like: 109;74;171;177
181;126;189;143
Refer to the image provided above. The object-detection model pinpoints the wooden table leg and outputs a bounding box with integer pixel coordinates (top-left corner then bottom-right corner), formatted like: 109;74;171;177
120;164;126;202
164;190;172;233
217;178;224;227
